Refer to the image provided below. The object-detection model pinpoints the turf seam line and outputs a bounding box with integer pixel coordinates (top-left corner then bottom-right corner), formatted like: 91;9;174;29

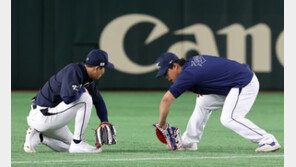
12;154;284;164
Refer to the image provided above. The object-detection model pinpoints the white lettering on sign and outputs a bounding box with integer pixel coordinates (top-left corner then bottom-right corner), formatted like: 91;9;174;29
99;14;284;74
218;23;272;72
99;14;169;74
168;24;219;59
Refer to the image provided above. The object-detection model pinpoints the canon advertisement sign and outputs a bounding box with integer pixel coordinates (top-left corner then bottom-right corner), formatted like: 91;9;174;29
99;14;283;74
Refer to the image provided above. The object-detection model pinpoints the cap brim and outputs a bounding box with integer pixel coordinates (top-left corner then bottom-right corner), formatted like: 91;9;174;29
155;68;167;78
105;62;114;70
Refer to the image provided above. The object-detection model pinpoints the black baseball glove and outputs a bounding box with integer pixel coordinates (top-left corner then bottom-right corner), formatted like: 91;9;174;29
95;122;117;148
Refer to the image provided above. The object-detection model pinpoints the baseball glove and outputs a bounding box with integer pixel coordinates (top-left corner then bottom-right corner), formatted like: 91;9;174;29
153;123;182;150
95;122;117;148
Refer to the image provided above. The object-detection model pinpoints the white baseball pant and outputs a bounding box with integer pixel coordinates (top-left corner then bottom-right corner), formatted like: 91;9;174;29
182;74;277;146
27;92;93;152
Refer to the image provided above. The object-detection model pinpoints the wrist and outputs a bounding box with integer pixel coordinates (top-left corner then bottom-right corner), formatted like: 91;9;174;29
158;121;167;129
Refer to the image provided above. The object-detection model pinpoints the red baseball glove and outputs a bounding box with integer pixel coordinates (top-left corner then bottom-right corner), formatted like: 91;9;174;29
153;123;182;150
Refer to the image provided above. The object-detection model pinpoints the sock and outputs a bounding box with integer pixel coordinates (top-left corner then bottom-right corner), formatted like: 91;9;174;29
39;133;43;143
73;139;81;144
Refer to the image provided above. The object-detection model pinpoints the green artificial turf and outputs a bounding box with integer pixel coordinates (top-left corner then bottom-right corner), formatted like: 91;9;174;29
11;91;284;167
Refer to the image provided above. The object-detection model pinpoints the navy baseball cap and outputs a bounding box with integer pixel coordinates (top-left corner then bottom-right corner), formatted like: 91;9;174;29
155;52;179;78
85;49;114;69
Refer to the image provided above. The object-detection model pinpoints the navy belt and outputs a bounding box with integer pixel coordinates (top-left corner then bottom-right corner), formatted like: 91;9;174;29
32;104;56;116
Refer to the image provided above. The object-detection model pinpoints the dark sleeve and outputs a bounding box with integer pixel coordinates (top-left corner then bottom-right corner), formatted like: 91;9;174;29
60;66;85;104
169;70;197;98
86;82;108;122
94;93;109;122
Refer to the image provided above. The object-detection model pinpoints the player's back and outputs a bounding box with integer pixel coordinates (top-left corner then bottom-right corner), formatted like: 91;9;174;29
34;63;83;107
185;55;253;86
172;55;254;96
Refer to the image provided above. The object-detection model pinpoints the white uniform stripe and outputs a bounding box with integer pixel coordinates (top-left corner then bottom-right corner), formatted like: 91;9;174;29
98;127;102;146
12;154;283;164
230;88;263;137
79;103;86;140
106;125;112;144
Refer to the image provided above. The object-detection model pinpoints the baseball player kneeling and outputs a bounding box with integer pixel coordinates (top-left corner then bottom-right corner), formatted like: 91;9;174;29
154;52;281;152
24;49;116;153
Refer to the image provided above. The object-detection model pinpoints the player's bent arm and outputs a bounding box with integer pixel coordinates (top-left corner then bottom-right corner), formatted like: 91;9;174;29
158;91;176;129
85;82;109;122
93;91;109;123
94;99;108;123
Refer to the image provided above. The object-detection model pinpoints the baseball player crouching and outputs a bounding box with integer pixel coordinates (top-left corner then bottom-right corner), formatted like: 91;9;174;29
24;49;115;153
155;52;281;152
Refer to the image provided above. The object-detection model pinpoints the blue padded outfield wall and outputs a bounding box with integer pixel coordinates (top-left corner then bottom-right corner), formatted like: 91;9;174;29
12;0;283;90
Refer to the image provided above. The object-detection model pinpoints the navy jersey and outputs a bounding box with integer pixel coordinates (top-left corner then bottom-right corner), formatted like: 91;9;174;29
34;63;108;122
169;55;254;98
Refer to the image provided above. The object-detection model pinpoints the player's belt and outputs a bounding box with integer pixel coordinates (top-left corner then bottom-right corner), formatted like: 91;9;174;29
32;104;47;110
32;104;57;116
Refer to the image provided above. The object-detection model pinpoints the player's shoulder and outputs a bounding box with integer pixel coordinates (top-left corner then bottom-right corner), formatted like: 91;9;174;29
179;55;211;78
176;67;196;82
